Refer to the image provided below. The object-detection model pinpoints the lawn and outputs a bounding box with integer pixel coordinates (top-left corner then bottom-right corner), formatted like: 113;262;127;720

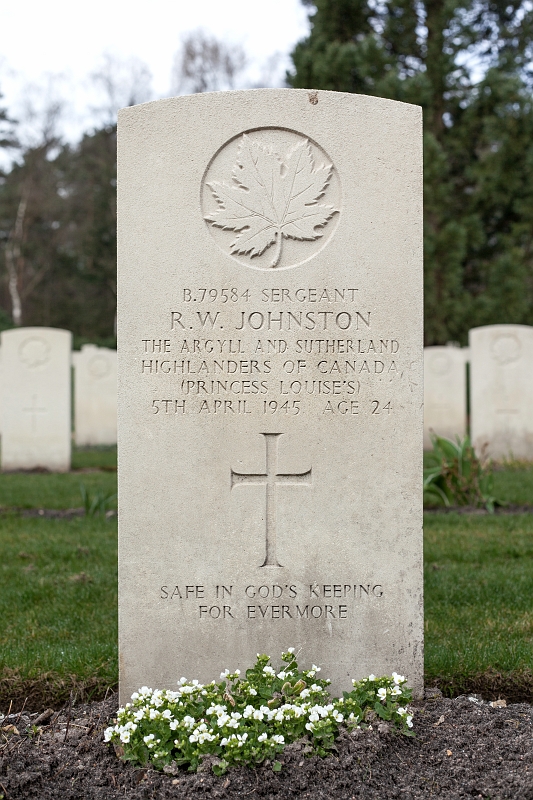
425;512;533;698
0;449;532;710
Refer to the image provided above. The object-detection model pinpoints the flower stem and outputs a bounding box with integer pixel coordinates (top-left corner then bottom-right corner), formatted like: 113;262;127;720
270;230;282;268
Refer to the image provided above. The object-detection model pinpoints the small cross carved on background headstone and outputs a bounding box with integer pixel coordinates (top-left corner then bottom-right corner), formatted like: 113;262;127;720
22;395;47;433
231;433;312;567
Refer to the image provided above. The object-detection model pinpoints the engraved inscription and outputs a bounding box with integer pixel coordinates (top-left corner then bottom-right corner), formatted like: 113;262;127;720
88;355;111;379
202;129;341;270
159;580;385;622
231;433;312;568
491;334;521;365
19;337;51;368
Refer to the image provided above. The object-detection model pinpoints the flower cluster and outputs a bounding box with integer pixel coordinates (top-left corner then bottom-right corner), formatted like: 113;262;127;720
104;650;414;774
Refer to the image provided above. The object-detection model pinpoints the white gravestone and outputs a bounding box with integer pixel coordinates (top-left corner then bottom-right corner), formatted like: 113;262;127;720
470;324;533;460
1;327;72;471
117;90;424;702
423;345;469;449
73;345;117;446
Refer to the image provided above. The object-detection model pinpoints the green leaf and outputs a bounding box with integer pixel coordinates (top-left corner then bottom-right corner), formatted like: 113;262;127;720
272;760;282;772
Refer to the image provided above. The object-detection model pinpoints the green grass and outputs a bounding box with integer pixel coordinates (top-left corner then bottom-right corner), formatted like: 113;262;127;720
0;454;532;709
71;445;117;471
0;446;117;510
492;465;533;505
0;514;117;686
425;512;533;682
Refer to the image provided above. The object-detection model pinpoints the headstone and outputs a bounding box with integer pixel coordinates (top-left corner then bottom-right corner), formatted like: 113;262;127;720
470;324;533;460
73;345;117;446
423;345;469;449
0;327;72;471
117;89;423;702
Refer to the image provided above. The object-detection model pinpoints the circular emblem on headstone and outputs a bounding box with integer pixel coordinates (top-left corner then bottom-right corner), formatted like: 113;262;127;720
429;353;451;375
88;354;111;379
201;128;341;271
19;336;51;369
490;334;521;365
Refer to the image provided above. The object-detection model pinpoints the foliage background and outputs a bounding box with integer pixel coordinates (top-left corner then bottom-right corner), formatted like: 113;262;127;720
289;0;533;345
1;3;533;345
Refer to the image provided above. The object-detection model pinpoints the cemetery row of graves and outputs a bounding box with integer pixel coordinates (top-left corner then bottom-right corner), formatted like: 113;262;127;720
1;321;532;474
0;327;116;473
0;324;532;710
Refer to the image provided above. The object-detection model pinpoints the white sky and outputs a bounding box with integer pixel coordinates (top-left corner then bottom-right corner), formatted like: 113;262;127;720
0;0;310;149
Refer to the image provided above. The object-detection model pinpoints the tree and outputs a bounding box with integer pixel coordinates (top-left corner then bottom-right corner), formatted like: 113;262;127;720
172;30;247;94
288;0;533;344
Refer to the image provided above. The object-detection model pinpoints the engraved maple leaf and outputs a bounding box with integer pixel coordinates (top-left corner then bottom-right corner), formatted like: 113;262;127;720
204;134;338;267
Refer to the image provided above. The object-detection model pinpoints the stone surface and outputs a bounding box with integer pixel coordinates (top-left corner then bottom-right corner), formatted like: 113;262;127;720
423;345;469;449
117;89;423;702
73;345;117;446
1;327;72;471
470;324;533;460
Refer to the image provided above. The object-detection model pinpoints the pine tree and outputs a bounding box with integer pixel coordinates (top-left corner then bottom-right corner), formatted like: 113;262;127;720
289;0;533;344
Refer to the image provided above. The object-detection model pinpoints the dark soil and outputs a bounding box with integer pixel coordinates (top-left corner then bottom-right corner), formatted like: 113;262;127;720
1;692;531;799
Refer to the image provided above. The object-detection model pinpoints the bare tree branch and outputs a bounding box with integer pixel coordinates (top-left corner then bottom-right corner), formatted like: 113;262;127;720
172;30;247;95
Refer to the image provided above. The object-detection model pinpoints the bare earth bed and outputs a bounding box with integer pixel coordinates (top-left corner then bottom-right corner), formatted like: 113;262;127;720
1;693;532;799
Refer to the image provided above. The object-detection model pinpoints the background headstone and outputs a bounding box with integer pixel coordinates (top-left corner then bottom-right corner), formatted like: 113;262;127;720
1;327;72;471
118;89;423;701
423;345;469;449
73;344;117;446
470;324;533;460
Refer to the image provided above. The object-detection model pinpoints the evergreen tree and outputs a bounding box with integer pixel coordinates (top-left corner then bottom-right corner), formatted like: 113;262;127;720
289;0;533;344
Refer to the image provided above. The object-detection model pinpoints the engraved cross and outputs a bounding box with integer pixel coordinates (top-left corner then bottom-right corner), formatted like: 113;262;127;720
231;433;312;568
23;395;47;433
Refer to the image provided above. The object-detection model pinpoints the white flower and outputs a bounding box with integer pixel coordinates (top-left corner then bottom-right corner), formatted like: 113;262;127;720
277;671;287;680
143;734;155;745
253;709;264;721
104;727;114;742
275;710;284;722
391;686;402;696
299;688;310;699
305;721;314;731
312;665;321;672
234;669;241;676
368;674;376;682
287;647;295;654
309;711;319;723
310;684;322;692
133;709;145;721
162;709;172;719
334;712;344;722
272;734;285;745
258;732;268;742
263;666;276;676
392;672;405;684
243;705;254;719
397;707;407;716
182;715;195;729
248;687;257;696
406;715;413;728
169;720;179;731
220;669;230;679
377;688;387;701
220;737;229;746
236;733;248;746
